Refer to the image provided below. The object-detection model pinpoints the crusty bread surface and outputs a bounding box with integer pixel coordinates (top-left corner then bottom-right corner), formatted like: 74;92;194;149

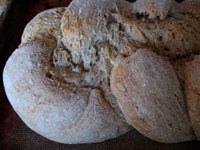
3;0;200;144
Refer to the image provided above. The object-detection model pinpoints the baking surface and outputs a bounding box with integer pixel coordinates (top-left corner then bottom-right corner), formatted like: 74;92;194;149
0;0;200;149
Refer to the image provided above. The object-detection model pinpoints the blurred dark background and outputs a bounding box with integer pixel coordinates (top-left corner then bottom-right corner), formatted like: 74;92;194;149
0;0;200;149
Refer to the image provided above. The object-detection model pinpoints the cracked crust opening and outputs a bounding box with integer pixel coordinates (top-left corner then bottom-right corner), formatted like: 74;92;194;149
3;7;131;144
3;0;200;144
3;40;131;144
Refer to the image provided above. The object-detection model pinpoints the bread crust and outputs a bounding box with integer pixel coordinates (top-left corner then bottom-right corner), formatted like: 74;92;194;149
3;40;130;144
3;7;130;144
110;49;195;143
3;0;200;144
185;56;200;140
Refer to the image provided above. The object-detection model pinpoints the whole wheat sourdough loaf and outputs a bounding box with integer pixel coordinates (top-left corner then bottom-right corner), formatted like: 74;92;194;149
3;0;200;144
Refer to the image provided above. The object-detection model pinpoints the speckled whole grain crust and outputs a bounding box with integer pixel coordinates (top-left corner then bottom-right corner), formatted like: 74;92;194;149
3;0;200;144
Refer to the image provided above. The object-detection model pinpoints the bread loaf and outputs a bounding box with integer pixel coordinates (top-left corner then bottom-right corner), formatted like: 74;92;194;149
3;7;130;144
3;0;200;144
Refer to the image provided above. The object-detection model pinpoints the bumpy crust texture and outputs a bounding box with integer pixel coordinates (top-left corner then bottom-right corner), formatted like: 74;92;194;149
3;7;131;144
3;0;200;144
118;0;200;19
3;41;130;144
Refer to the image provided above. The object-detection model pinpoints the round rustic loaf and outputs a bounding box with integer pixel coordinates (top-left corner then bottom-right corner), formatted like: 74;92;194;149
3;0;200;144
3;6;131;144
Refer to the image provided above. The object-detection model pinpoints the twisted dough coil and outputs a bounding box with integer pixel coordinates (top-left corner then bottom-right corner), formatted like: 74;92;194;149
3;0;200;144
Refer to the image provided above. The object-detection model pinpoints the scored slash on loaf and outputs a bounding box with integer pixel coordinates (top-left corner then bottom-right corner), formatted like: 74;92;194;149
3;0;200;144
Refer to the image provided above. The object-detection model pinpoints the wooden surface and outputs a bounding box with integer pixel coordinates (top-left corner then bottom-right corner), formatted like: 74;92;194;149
0;0;200;149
